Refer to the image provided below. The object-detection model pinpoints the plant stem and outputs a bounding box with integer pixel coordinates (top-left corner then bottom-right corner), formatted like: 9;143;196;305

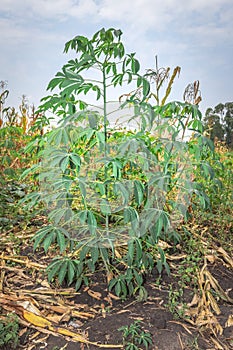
103;66;109;233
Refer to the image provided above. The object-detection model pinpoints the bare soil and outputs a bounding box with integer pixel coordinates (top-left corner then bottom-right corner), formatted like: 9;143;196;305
17;261;233;350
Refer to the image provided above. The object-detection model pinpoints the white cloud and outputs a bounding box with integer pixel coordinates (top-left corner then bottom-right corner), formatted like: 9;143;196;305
1;0;232;47
0;0;232;110
0;18;28;42
0;0;98;20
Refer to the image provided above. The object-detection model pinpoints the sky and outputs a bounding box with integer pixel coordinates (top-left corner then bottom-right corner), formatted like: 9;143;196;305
0;0;233;116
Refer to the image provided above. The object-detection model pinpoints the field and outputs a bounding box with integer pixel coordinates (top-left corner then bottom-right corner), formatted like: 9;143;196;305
0;28;233;350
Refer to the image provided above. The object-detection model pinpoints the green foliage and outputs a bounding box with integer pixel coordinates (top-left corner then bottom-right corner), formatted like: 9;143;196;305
0;126;34;179
195;146;233;254
21;27;220;298
0;313;19;349
0;175;29;232
166;285;187;319
118;320;153;350
0;120;38;234
204;102;233;148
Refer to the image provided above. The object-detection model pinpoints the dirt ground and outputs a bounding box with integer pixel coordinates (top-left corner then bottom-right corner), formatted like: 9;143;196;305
0;216;232;350
1;258;230;350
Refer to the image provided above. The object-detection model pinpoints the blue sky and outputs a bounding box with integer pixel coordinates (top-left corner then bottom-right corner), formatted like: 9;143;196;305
0;0;232;115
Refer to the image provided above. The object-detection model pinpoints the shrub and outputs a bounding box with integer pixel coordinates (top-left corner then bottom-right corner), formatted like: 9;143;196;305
21;28;218;298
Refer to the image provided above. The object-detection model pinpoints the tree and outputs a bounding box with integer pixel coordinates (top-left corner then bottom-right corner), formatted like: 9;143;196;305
0;81;9;127
204;102;233;148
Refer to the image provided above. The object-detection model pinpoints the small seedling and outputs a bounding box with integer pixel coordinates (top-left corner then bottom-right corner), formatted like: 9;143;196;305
118;320;153;349
0;312;19;349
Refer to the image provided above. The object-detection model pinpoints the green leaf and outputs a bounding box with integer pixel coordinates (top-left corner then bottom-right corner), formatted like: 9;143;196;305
47;260;63;282
33;226;52;250
58;260;68;284
134;180;144;205
156;259;163;274
78;178;86;198
70;153;81;170
100;198;111;215
75;277;83;291
78;210;88;224
127;240;135;264
131;58;140;74
87;259;95;272
79;245;90;262
90;247;99;265
137;76;142;88
59;155;70;173
67;260;76;285
142;78;150;99
96;131;105;144
97;182;105;196
99;247;109;263
115;281;122;297
87;210;97;232
135;239;142;261
108;278;117;291
57;231;66;252
133;270;143;285
43;232;54;253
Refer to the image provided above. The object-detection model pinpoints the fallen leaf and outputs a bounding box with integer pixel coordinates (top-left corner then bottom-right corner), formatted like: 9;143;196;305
87;289;102;300
225;314;233;327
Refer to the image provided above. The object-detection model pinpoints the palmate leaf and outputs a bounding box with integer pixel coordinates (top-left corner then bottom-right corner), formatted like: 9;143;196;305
33;225;69;252
113;180;132;207
46;127;70;146
18;191;42;210
47;257;81;286
48;207;73;225
20;164;40;180
43;232;55;253
33;225;54;251
47;259;64;282
124;207;139;228
64;35;89;54
47;72;66;91
64;55;96;73
69;153;81;170
42;148;81;174
48;67;85;96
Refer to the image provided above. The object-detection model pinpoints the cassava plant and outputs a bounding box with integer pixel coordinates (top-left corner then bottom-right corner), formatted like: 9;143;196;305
21;28;218;298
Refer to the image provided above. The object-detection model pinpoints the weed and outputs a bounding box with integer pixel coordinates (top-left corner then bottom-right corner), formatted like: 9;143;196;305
118;320;153;349
0;312;19;349
165;285;187;319
186;335;202;350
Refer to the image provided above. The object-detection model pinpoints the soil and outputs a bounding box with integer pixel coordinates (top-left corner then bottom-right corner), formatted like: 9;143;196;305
0;217;232;350
16;262;233;350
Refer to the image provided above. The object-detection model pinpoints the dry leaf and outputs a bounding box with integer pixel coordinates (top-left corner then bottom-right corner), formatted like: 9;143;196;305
87;289;102;300
23;310;52;328
225;314;233;327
